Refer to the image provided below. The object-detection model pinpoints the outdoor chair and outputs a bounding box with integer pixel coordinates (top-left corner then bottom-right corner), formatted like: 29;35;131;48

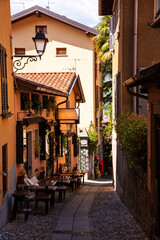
56;186;66;202
35;193;52;214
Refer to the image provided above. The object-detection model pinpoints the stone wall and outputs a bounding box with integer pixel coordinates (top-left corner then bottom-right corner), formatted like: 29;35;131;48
116;147;151;237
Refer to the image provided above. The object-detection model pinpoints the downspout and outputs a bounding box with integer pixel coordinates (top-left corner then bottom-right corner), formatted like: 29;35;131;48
133;0;138;112
56;96;68;109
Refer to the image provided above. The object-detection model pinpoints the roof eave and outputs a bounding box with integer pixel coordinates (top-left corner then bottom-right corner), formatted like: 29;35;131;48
11;5;98;35
14;74;68;97
124;62;160;88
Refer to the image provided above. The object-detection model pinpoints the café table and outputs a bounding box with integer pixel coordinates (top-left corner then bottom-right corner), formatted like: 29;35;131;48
12;190;35;221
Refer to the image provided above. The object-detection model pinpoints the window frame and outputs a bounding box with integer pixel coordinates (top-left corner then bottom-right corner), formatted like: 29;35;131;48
14;48;25;55
35;25;47;34
56;48;68;57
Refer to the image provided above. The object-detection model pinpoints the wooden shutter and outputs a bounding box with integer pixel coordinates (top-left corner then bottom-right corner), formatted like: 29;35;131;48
115;73;120;119
0;44;8;117
95;85;99;109
49;132;54;161
72;133;78;157
117;0;121;35
109;15;115;52
156;0;160;17
55;124;61;156
39;122;46;160
16;121;23;164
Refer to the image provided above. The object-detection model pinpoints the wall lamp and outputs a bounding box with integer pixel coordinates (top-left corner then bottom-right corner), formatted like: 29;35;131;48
12;31;48;73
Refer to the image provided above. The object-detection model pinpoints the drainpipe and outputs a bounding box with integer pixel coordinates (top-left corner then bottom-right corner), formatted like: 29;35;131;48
133;0;138;112
56;96;68;109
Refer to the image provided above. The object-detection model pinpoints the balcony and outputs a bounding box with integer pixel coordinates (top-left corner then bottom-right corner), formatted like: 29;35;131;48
56;108;80;124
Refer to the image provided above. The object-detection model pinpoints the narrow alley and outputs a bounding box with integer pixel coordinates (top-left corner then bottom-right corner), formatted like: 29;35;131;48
0;179;149;240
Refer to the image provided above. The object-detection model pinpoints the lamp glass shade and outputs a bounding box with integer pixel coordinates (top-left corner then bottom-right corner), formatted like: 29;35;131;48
32;31;48;55
34;39;46;54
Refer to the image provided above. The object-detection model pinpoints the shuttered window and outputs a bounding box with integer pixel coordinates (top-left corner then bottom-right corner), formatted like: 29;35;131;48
109;15;115;52
2;144;7;197
0;44;9;118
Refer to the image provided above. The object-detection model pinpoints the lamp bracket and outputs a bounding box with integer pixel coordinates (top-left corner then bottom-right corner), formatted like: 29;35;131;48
12;55;41;73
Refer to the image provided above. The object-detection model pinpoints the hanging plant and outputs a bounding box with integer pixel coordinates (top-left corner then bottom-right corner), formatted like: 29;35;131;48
87;121;98;156
46;97;56;116
34;138;42;158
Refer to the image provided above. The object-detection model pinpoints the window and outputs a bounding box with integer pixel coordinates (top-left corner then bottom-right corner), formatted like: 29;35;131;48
31;94;40;110
15;48;25;55
155;0;160;18
2;144;7;197
56;48;67;57
35;26;47;33
43;95;48;109
109;14;115;52
0;44;9;118
21;92;30;110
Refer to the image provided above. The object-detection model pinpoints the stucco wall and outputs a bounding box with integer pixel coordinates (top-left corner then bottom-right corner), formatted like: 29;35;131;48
0;0;16;227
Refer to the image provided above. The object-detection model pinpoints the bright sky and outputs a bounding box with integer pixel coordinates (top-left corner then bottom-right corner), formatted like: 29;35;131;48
10;0;101;28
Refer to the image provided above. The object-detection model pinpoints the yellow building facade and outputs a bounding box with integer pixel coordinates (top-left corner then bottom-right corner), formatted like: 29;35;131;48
0;0;16;227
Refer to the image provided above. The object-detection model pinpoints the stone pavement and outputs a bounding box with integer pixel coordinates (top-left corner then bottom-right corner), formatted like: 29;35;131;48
52;185;97;240
52;178;149;240
0;178;150;240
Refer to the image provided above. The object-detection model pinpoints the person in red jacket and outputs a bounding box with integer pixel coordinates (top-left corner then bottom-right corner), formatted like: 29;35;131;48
99;155;104;176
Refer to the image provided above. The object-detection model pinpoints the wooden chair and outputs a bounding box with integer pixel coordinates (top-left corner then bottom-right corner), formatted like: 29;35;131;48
35;193;52;214
56;186;66;202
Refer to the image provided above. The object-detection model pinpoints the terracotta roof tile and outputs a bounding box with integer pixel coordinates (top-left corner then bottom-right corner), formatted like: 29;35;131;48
15;72;76;94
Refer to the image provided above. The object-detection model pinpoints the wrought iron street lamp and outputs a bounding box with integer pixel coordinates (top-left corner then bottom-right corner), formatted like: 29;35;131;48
32;30;48;56
12;31;48;72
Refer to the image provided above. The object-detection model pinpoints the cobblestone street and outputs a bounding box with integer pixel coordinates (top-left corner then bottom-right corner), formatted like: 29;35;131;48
0;179;149;240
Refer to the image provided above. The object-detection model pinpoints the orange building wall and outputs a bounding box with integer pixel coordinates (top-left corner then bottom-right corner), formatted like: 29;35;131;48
0;0;16;227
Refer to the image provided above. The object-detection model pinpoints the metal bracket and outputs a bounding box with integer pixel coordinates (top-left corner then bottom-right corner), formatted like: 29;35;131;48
12;55;41;73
